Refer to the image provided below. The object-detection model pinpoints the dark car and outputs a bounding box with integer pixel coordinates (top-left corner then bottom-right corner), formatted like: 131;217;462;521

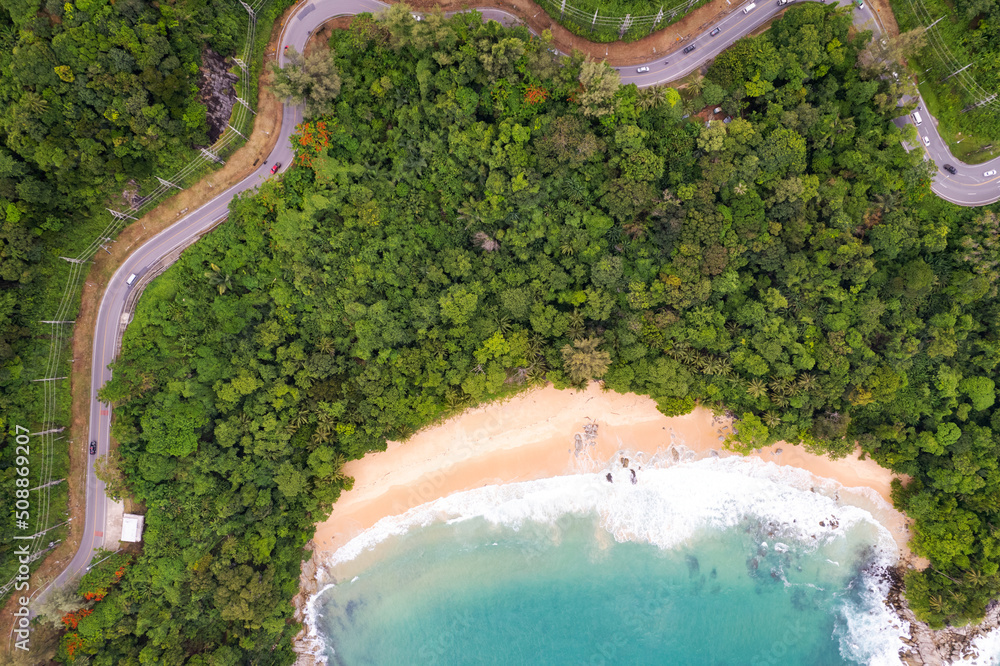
270;162;281;174
710;27;721;36
89;441;97;455
943;164;957;175
683;44;696;54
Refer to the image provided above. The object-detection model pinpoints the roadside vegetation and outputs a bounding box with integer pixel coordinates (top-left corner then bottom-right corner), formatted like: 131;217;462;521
51;4;1000;662
535;0;713;43
890;0;1000;162
0;0;291;609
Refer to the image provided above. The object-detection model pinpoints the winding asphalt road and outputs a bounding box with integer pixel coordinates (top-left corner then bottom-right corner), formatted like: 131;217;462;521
51;0;999;599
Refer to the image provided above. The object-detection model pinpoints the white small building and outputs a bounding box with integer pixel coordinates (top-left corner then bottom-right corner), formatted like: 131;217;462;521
121;514;145;543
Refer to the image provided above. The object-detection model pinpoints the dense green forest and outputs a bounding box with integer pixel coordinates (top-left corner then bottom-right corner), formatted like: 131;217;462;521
0;0;289;605
58;3;1000;662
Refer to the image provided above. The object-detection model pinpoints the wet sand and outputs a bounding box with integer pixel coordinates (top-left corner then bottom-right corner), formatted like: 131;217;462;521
312;384;920;563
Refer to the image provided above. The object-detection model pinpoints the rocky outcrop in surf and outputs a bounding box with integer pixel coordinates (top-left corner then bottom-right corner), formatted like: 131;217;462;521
885;563;1000;665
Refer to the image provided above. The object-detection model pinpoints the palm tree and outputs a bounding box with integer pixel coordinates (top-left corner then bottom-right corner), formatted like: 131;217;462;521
329;454;351;486
291;410;311;429
797;373;818;393
22;92;49;116
770;378;792;396
685;77;705;98
963;569;987;587
204;263;232;295
637;87;666;110
560;338;611;384
747;378;768;399
316;337;335;355
675;347;697;365
494;312;512;336
763;411;782;428
528;334;546;361
445;390;463;411
567;310;585;339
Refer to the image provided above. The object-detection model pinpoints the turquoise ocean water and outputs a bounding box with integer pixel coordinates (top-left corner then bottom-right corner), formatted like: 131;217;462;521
303;456;988;665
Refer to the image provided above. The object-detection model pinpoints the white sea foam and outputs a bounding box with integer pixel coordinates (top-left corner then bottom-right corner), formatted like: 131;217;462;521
957;628;1000;665
323;456;897;568
305;455;908;664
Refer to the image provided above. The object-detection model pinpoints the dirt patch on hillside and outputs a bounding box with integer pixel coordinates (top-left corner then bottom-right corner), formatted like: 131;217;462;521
868;0;900;36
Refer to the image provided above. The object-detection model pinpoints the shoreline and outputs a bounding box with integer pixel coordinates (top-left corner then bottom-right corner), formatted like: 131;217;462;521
310;383;918;562
294;383;1000;665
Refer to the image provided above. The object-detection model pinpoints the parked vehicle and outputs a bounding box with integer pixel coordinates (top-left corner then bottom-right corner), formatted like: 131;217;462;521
90;441;97;455
710;27;721;36
637;66;650;73
683;44;696;54
271;162;281;174
743;2;756;13
943;164;958;174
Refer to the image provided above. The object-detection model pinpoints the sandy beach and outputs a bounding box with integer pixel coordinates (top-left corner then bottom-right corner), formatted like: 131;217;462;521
312;383;919;563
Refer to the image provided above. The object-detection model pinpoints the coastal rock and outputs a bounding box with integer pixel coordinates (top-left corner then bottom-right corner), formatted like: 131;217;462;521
292;544;329;665
885;563;1000;664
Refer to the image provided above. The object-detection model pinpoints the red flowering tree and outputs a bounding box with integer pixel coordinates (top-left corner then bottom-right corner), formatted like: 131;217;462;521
523;84;549;105
78;552;132;602
291;120;335;169
61;608;93;630
60;632;87;660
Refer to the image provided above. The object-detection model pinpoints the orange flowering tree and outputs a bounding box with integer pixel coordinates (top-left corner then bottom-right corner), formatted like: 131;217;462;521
78;551;132;602
59;632;87;660
523;84;549;105
291;120;335;169
61;608;93;630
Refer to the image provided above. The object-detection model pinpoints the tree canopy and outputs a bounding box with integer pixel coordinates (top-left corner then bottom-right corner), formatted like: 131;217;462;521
61;4;1000;662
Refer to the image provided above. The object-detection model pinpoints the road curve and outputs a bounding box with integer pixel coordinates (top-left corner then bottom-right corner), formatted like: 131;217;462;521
53;0;997;598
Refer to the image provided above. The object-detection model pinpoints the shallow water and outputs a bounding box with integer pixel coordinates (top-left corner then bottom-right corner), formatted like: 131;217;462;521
310;457;912;665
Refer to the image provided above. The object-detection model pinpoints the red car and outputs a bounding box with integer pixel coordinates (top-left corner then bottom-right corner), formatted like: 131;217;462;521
270;162;281;174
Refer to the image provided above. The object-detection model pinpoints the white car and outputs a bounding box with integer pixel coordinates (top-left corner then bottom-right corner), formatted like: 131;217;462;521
922;136;930;146
637;66;650;73
986;170;998;177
